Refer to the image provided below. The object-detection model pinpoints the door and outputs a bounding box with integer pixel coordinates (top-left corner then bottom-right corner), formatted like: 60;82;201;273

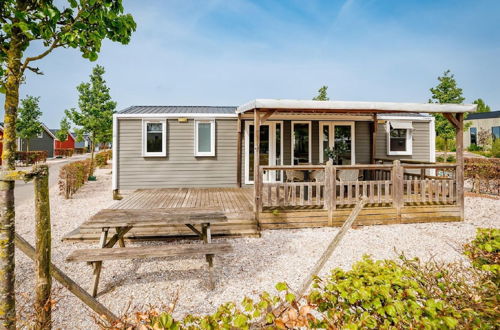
319;122;355;165
245;121;283;184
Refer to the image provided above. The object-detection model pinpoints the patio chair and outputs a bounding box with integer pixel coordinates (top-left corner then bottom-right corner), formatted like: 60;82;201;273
337;169;359;182
285;170;305;182
310;170;325;182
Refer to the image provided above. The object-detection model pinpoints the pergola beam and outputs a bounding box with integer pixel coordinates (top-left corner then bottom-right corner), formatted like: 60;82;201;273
443;113;460;129
259;109;276;124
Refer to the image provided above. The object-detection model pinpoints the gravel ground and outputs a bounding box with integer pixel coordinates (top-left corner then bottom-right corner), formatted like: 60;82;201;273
15;169;500;328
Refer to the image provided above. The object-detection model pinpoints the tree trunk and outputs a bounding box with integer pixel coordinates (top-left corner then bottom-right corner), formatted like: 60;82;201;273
89;133;95;177
33;165;51;329
26;138;30;152
0;26;23;329
443;137;448;162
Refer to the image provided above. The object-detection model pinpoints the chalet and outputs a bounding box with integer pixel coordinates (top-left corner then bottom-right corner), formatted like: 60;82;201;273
51;130;76;150
464;111;500;148
17;123;56;158
109;99;476;236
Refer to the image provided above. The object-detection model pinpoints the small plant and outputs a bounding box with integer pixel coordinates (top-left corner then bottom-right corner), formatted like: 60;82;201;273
467;144;482;152
325;140;348;165
492;139;500;158
446;155;456;163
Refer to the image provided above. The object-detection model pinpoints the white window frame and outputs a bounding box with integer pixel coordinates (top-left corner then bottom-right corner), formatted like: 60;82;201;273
142;119;167;157
291;121;312;165
37;130;43;138
244;121;283;185
386;122;412;156
194;119;216;157
318;121;356;164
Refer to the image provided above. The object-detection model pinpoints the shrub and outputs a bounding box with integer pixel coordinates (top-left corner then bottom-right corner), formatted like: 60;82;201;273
58;158;94;198
15;151;47;166
54;148;74;158
464;158;500;195
467;144;482;152
74;148;86;154
492;139;500;158
107;229;500;330
446;155;456;163
95;150;112;168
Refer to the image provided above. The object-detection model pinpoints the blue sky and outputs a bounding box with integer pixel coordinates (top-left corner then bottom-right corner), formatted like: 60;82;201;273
2;0;500;127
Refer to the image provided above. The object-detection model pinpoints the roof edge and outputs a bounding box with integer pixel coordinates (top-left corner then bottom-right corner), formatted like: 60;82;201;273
236;99;477;114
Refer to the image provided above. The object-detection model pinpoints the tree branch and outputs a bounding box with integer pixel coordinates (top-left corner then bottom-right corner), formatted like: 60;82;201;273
26;65;43;75
20;37;60;73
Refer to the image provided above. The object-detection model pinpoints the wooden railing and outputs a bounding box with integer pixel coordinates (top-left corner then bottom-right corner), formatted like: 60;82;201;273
258;162;459;211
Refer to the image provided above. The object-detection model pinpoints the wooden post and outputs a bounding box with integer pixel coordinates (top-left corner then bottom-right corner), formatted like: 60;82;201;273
370;114;378;164
14;234;118;323
236;114;242;188
392;160;403;221
325;161;335;226
253;110;261;223
33;164;51;329
455;113;464;221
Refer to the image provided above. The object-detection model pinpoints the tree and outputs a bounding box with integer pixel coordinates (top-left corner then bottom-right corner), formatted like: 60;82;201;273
429;70;465;159
0;1;135;327
16;96;43;152
472;98;491;113
55;117;71;142
66;65;116;176
313;86;330;101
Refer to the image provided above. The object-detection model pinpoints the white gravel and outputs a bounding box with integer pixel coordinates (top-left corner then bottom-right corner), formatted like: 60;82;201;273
14;169;500;328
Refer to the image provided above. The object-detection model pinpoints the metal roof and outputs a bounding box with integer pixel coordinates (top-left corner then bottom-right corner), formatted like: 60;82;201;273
118;105;237;115
236;99;477;114
465;111;500;120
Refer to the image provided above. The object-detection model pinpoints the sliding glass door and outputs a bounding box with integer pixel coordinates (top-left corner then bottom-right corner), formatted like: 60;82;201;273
245;121;283;184
319;122;355;165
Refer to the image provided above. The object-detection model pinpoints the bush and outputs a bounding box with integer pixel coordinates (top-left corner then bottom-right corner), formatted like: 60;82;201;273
446;155;456;163
95;150;112;168
54;148;74;158
492;139;500;158
58;158;94;198
465;158;500;195
15;151;47;166
467;144;482;152
74;148;86;155
107;229;500;330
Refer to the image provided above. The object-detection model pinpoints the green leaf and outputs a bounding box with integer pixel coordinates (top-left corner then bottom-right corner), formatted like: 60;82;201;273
285;293;295;303
275;282;287;291
443;316;458;328
233;314;248;328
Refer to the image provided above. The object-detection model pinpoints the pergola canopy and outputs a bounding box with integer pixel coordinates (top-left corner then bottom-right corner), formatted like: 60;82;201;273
236;99;477;114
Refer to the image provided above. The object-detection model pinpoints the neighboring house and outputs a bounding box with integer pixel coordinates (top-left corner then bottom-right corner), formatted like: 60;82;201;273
17;123;56;158
464;111;500;148
112;103;436;190
50;129;76;149
73;132;91;151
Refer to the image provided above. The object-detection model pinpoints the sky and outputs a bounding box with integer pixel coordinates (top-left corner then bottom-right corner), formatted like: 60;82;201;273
2;0;500;128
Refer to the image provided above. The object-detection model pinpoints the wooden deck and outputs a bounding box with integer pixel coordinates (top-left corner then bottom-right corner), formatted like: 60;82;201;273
63;188;258;241
64;185;462;241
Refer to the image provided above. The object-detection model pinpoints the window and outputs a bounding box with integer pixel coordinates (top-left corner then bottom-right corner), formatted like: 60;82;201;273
319;122;355;164
470;127;477;145
387;121;413;155
292;122;311;165
37;130;43;138
195;120;215;156
492;126;500;141
143;120;166;157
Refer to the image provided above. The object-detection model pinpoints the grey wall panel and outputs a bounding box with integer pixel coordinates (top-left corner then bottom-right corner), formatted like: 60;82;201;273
118;118;238;189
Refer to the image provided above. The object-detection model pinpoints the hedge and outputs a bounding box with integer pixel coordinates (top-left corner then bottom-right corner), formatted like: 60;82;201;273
58;158;94;199
74;148;86;154
95;149;112;168
55;148;74;158
15;151;47;166
464;157;500;195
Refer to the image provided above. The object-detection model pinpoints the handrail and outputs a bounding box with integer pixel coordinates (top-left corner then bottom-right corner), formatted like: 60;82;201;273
375;157;436;165
402;164;457;169
261;164;393;170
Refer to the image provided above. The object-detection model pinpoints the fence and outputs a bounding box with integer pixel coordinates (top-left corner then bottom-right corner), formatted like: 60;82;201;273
258;162;459;212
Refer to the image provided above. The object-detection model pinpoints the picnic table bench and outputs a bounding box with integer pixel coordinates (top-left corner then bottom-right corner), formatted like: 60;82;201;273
66;208;232;297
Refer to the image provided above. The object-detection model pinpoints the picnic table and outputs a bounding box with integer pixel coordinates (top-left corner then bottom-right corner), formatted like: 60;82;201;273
67;207;232;297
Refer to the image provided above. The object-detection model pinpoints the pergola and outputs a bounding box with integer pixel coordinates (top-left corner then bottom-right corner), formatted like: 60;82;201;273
235;99;477;222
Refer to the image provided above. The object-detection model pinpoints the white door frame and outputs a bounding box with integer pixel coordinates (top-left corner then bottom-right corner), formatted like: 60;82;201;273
244;121;283;185
291;121;312;165
319;121;356;164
